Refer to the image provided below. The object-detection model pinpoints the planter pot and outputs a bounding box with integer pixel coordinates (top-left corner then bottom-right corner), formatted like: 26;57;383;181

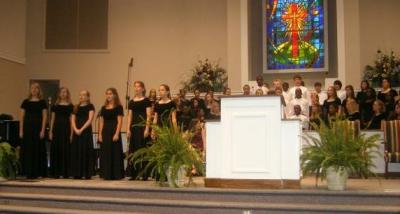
326;167;348;191
166;166;187;188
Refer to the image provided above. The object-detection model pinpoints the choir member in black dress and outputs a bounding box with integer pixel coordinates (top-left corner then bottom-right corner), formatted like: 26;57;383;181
49;87;73;178
98;88;125;180
322;86;342;119
126;81;152;180
342;85;356;116
175;96;184;124
70;90;95;179
190;89;206;112
357;80;375;125
366;100;386;130
388;101;400;120
345;98;361;121
175;96;192;131
178;89;191;107
153;84;177;129
19;82;48;179
179;105;193;131
377;78;398;117
190;99;202;119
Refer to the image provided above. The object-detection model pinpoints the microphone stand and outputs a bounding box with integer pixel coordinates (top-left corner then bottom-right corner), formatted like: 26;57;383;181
125;58;134;109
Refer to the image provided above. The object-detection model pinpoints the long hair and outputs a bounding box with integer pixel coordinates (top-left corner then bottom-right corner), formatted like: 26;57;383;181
55;87;72;105
345;85;355;99
104;87;122;107
28;82;43;100
360;80;370;90
134;81;146;97
74;90;91;114
160;84;171;99
148;88;157;101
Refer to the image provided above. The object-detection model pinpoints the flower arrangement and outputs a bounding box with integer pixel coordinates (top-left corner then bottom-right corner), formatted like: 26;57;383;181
364;50;400;87
182;58;228;93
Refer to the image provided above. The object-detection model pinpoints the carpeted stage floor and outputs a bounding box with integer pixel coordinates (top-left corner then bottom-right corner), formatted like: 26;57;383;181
3;176;400;192
1;176;400;213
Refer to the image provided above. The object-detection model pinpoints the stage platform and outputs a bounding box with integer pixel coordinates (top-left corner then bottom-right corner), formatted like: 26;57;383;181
0;176;400;213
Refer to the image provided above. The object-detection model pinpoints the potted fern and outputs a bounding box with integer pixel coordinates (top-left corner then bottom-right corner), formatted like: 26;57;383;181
301;117;381;190
0;142;19;181
127;124;204;188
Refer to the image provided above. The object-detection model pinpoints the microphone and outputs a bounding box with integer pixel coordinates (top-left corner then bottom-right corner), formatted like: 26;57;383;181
129;57;133;67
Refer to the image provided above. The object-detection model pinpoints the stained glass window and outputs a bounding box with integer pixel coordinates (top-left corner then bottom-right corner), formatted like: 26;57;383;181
264;0;327;73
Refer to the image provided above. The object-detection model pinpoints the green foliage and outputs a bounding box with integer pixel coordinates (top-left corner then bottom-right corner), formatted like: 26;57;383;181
0;142;19;179
127;124;204;187
182;58;228;93
301;117;381;182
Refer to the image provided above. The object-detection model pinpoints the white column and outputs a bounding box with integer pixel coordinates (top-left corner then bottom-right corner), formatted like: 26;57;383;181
240;0;249;87
336;0;346;84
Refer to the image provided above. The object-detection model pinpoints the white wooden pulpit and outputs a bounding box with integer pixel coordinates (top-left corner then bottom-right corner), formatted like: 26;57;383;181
205;95;301;189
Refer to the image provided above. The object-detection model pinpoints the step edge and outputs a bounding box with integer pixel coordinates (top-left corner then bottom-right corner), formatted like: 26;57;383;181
1;193;399;212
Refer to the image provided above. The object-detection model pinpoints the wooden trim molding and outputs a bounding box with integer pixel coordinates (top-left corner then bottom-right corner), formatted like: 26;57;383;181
204;178;300;189
0;52;25;65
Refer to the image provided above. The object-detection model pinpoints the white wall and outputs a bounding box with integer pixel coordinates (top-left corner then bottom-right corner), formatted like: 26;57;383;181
0;0;26;64
26;0;229;111
359;0;400;80
0;0;27;118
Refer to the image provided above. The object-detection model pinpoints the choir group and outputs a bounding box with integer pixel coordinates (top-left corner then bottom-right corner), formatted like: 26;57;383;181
242;75;400;130
19;75;400;180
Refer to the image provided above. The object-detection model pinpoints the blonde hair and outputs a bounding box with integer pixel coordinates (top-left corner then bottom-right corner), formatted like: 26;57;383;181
28;82;43;99
55;87;72;105
255;89;264;96
327;86;338;99
74;90;91;113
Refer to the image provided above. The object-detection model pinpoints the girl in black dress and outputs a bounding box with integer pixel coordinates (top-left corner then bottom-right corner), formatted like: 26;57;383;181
377;78;398;117
366;100;386;130
20;82;48;179
357;81;376;126
322;86;342;119
126;81;152;180
49;87;73;178
71;90;95;179
98;88;124;180
152;84;177;129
